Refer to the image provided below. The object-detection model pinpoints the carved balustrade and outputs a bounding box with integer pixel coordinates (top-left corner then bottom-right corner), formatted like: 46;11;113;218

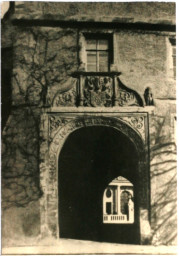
52;72;144;108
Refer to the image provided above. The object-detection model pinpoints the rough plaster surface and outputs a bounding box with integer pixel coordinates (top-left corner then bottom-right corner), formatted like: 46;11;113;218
12;26;78;106
116;32;175;99
13;2;175;25
2;107;177;246
2;107;42;245
10;26;176;105
149;102;177;245
2;108;41;208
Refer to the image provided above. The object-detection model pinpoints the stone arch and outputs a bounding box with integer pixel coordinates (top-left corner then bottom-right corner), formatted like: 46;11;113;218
50;116;145;159
40;115;150;244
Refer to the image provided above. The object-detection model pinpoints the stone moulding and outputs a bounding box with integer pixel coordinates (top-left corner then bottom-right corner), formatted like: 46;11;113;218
49;114;146;143
39;111;151;244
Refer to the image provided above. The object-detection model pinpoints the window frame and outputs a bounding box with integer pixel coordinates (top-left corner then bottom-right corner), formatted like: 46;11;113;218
84;33;113;72
169;38;176;80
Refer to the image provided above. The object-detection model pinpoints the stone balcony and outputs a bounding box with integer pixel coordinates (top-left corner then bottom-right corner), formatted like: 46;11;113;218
52;72;144;108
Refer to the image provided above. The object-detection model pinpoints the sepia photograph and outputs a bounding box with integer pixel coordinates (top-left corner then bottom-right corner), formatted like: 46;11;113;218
1;1;177;255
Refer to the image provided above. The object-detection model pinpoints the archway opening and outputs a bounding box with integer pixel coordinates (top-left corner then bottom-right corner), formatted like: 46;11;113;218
58;126;140;244
103;176;134;224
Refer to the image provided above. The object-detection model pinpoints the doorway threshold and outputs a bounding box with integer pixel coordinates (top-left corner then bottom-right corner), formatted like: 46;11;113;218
2;238;177;255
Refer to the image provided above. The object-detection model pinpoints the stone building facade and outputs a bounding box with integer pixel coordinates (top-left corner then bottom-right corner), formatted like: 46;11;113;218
2;2;176;247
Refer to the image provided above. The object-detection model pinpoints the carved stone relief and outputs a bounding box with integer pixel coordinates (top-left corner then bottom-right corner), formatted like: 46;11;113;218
53;86;77;107
39;113;150;242
116;77;143;107
84;76;113;107
51;74;144;107
144;87;154;106
117;89;139;106
48;116;146;163
49;115;69;141
48;114;146;143
119;116;145;141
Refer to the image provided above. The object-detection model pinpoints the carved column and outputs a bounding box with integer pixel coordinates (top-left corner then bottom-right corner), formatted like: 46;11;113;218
79;75;84;106
113;75;118;106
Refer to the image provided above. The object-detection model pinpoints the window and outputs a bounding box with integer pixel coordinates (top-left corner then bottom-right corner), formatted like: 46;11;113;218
172;45;176;79
169;38;176;79
85;34;113;72
103;176;134;224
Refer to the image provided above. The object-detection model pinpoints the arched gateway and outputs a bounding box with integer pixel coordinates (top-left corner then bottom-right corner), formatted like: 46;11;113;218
39;113;151;244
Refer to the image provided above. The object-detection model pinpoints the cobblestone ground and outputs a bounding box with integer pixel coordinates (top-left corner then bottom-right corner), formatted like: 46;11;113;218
2;238;177;255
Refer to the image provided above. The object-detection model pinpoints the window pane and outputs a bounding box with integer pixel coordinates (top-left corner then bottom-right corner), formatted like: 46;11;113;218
173;56;176;78
86;39;97;50
99;52;109;71
98;40;108;50
99;51;108;63
87;52;97;71
87;64;97;72
173;56;176;67
172;46;176;56
99;64;108;72
87;52;97;63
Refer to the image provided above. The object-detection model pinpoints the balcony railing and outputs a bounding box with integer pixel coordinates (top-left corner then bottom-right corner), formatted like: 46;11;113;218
103;214;127;223
52;72;144;108
103;214;134;224
74;72;121;107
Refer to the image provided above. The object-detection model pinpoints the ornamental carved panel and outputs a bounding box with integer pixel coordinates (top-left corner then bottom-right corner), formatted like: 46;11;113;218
48;113;147;145
117;89;138;106
53;86;77;107
52;73;144;107
84;76;113;107
116;78;143;107
49;115;69;141
119;116;145;141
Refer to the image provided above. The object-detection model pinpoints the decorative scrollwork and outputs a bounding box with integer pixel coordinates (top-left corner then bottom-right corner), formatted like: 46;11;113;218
49;114;145;143
119;116;145;141
130;116;144;129
84;76;113;107
117;90;139;106
51;74;144;108
53;87;77;107
49;115;69;140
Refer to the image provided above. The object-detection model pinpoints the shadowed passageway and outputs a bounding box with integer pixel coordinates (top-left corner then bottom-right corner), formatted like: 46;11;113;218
59;126;140;244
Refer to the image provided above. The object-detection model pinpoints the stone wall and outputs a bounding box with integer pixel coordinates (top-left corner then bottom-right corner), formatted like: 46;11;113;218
9;26;176;106
12;26;78;107
2;24;78;245
2;2;176;247
115;32;175;99
13;2;175;25
149;101;176;245
2;107;41;245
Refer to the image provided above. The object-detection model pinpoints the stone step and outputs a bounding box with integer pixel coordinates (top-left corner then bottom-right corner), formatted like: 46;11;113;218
2;238;177;255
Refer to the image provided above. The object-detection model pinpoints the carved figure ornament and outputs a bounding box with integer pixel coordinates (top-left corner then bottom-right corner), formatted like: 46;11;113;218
144;87;154;106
